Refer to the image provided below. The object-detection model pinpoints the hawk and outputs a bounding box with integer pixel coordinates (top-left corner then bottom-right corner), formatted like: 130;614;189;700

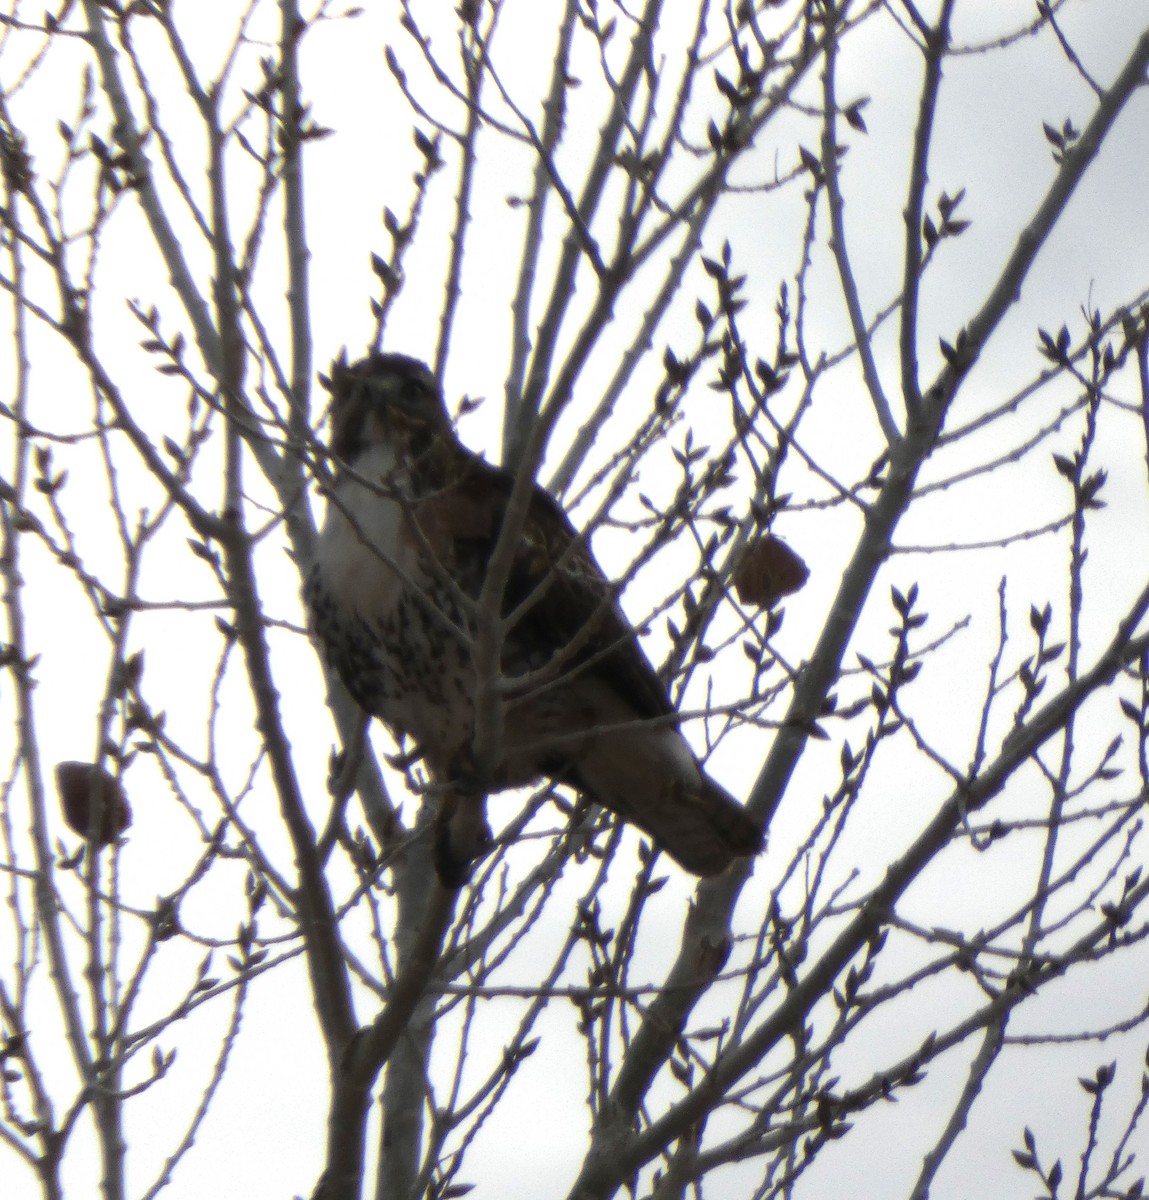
305;352;762;884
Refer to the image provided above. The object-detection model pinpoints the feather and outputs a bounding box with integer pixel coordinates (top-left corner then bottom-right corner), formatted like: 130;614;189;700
307;352;764;882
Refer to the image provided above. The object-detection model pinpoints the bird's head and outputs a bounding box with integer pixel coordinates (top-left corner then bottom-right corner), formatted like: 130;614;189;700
322;352;450;466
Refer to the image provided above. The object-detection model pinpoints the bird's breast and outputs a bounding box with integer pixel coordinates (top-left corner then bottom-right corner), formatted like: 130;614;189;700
313;452;412;622
308;453;478;759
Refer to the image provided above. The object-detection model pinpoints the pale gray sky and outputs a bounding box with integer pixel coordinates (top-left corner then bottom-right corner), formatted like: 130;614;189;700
3;2;1149;1197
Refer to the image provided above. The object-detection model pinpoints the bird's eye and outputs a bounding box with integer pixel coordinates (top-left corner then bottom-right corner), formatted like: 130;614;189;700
403;378;431;407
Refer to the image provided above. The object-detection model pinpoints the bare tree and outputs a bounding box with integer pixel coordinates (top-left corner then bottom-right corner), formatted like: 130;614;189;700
2;2;1149;1198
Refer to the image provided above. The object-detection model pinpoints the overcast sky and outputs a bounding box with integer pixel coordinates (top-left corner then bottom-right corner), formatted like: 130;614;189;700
3;2;1149;1197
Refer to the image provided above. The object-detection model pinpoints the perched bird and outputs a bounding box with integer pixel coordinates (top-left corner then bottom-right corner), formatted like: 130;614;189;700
305;352;762;885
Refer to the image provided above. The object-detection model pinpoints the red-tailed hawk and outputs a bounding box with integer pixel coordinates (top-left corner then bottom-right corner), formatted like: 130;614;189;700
305;353;762;884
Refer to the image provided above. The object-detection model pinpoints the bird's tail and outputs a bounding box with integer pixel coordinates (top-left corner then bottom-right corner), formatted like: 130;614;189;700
573;725;763;876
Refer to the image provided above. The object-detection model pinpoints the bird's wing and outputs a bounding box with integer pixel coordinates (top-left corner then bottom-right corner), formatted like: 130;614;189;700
410;455;673;721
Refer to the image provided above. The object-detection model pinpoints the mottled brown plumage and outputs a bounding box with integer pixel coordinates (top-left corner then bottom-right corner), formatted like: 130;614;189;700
305;352;762;884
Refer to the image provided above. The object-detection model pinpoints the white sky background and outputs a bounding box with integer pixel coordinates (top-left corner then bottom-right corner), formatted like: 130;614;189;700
3;1;1149;1197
